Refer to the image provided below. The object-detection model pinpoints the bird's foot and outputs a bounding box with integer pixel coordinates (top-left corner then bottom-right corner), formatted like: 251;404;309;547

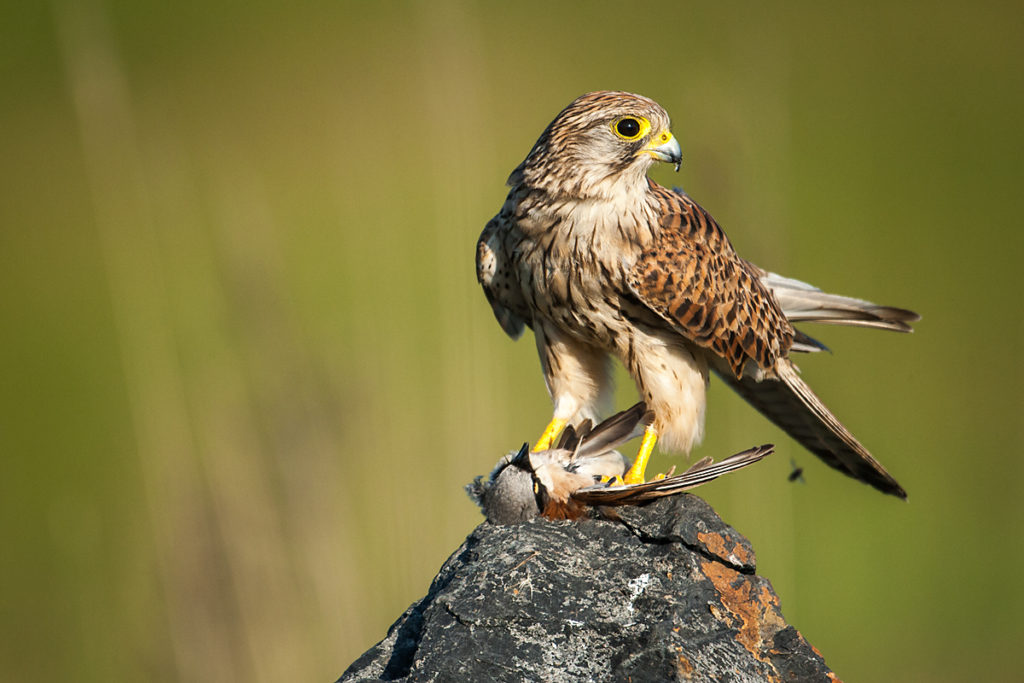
619;426;659;484
532;416;567;452
601;470;670;487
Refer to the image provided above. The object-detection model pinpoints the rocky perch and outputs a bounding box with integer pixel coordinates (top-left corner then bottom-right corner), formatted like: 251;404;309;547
338;495;838;682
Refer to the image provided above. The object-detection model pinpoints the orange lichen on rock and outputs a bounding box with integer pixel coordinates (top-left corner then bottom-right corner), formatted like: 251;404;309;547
701;560;787;660
697;530;755;567
675;649;694;678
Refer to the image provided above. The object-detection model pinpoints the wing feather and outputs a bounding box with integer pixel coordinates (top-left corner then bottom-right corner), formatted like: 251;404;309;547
572;444;774;505
626;187;794;377
714;359;907;498
759;270;920;333
477;217;526;339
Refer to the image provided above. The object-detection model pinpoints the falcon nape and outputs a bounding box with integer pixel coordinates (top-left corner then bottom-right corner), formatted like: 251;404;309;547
476;91;918;499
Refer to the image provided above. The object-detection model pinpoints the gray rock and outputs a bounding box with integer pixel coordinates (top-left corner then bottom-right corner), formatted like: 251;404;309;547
338;495;836;682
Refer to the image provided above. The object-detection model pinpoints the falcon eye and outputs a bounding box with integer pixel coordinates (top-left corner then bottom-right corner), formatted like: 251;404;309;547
617;118;640;138
611;116;651;141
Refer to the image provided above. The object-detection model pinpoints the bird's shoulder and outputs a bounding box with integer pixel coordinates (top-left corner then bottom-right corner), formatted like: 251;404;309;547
476;186;524;285
649;184;734;248
476;215;503;286
477;208;528;339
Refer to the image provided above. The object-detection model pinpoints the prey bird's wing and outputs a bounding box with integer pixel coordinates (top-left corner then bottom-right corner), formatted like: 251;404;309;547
626;187;794;378
572;444;774;505
571;402;652;459
714;359;906;498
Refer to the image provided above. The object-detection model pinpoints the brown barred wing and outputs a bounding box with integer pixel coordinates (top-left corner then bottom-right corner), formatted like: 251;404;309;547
625;195;795;378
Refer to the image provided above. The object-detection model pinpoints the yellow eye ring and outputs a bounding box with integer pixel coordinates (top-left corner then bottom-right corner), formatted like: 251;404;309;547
611;116;651;141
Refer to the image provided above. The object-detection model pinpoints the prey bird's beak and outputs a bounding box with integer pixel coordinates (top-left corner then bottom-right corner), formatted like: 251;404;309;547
642;131;682;171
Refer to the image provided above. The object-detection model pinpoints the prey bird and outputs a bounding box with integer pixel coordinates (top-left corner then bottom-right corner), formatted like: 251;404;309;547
476;91;919;498
467;402;773;524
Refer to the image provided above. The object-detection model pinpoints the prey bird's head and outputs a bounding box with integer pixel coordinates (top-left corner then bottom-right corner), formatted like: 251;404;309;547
511;91;681;200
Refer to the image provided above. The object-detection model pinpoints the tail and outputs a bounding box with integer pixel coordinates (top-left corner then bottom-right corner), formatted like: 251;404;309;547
716;360;906;498
760;271;920;340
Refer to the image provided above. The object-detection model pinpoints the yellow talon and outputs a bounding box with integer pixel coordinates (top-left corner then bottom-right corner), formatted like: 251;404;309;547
622;426;658;484
533;416;568;452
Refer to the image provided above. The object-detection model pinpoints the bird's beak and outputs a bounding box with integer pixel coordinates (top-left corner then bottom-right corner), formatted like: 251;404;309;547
642;131;682;171
510;443;531;467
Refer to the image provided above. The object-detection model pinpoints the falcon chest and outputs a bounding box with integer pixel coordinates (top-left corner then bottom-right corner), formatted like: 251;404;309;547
512;197;659;351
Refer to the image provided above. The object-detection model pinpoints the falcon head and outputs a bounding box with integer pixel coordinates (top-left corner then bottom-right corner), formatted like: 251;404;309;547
511;91;682;200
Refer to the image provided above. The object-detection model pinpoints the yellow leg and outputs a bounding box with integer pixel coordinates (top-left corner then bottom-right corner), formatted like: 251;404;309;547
623;426;658;484
533;416;567;452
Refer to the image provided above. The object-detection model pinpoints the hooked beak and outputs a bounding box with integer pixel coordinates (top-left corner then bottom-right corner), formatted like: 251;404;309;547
642;131;682;171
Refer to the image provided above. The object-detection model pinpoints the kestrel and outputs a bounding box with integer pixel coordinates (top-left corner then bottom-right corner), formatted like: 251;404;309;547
468;402;773;524
477;91;919;498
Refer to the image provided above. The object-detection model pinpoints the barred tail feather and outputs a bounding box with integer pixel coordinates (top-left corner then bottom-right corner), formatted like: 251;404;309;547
761;271;920;333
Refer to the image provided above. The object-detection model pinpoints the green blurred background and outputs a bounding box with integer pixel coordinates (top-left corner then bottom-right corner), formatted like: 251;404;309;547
2;1;1022;680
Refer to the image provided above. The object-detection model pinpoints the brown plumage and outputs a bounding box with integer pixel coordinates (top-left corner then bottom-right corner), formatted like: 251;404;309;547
627;186;794;378
477;91;919;498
